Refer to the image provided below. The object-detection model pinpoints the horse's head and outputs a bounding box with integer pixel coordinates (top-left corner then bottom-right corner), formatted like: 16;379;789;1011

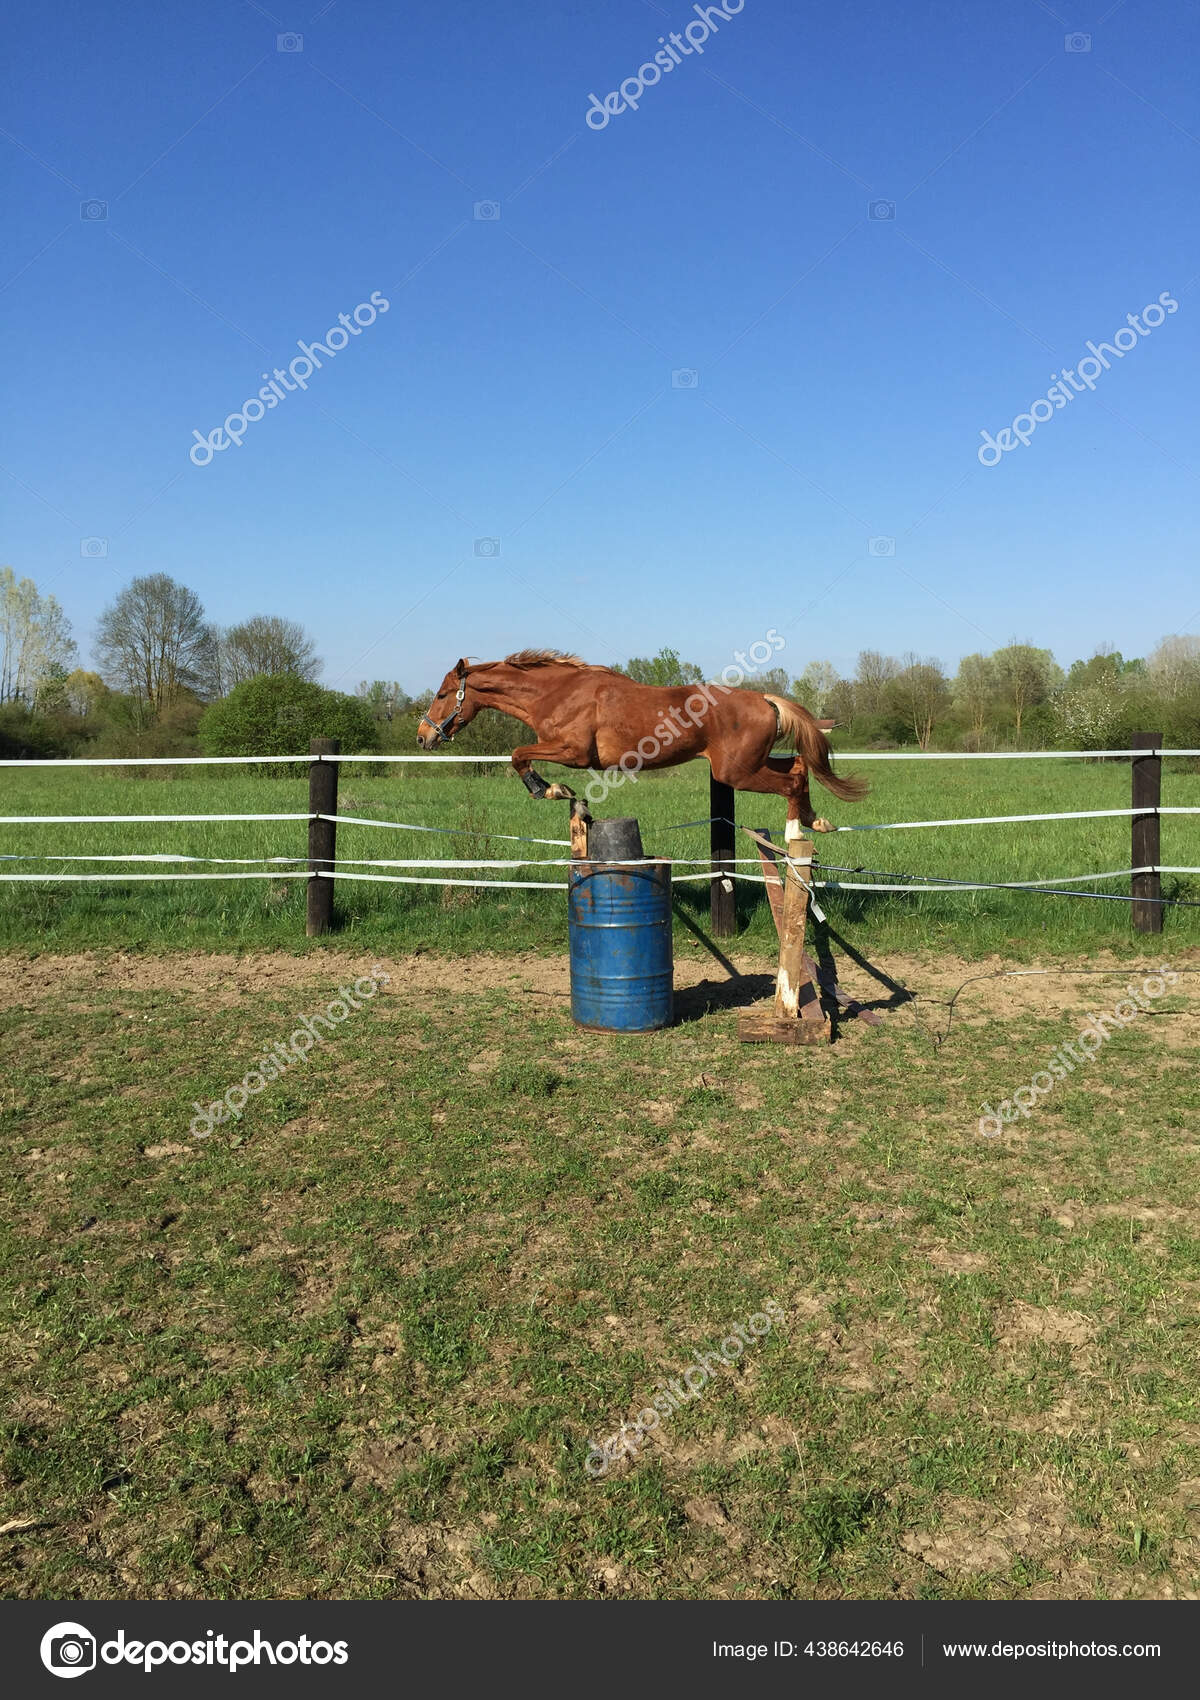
417;659;474;749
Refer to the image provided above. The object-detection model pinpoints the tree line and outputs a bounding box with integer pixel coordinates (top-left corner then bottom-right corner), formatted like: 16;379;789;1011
789;642;1200;750
2;567;1198;760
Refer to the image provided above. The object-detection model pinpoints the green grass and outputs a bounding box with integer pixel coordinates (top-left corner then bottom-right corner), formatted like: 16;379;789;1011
0;757;1196;956
1;958;1197;1599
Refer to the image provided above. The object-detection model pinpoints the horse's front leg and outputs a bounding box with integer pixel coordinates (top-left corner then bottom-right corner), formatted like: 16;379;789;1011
511;743;584;801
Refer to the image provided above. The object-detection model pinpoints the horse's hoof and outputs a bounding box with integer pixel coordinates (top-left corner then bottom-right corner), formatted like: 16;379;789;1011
812;818;834;833
546;783;576;801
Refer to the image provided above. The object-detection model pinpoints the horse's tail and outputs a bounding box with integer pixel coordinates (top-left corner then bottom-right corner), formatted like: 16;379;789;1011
763;695;869;802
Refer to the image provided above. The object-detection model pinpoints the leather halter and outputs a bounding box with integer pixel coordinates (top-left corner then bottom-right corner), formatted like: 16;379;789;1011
422;667;467;744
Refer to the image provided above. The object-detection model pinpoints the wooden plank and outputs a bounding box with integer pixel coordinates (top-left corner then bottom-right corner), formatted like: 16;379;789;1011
306;738;339;937
710;775;736;938
738;1009;831;1045
1131;730;1162;934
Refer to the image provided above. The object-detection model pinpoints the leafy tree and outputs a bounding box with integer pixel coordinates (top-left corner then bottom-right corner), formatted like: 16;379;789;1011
952;653;998;741
743;666;790;696
1065;649;1143;689
62;668;111;719
95;574;216;711
889;653;949;748
825;676;859;732
853;649;899;714
219;615;321;689
0;567;77;705
1146;634;1200;699
198;675;379;757
991;643;1062;739
356;680;413;723
792;661;840;718
32;661;71;714
100;691;155;738
615;648;703;687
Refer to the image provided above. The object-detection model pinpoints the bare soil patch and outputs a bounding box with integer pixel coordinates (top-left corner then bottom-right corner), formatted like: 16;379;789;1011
1;946;1193;1029
901;1490;1089;1587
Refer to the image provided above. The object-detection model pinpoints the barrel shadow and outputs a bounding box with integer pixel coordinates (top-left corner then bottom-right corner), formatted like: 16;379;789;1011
673;972;777;1022
670;903;774;1022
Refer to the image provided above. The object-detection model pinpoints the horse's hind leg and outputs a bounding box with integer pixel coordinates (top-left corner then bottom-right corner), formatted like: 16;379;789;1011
511;744;580;801
769;755;833;834
722;755;834;833
787;761;833;835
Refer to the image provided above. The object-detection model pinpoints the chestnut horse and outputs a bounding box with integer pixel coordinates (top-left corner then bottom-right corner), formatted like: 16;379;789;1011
417;650;866;831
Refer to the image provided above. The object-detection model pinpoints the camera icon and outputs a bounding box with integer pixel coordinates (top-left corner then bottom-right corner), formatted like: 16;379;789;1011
277;32;304;52
868;536;896;557
474;537;501;557
671;368;699;389
80;537;108;559
80;200;107;221
1064;32;1091;52
40;1622;97;1678
869;200;895;220
474;200;501;221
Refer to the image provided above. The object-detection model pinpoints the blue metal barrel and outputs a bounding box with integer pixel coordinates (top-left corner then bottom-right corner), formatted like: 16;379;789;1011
568;861;674;1033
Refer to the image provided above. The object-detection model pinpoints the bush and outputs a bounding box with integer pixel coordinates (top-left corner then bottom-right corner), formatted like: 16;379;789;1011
0;705;70;760
1049;684;1128;750
198;675;379;758
83;692;207;761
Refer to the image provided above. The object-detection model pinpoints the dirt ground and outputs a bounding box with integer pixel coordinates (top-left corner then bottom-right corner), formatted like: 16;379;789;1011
0;943;1192;1030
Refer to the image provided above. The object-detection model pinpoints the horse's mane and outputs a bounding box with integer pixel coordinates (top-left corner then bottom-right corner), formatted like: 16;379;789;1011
503;649;591;670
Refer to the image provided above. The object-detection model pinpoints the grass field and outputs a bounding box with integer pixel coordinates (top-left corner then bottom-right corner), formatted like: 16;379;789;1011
1;948;1197;1600
0;756;1197;957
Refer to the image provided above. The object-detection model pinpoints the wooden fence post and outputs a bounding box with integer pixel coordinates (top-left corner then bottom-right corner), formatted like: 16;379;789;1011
306;738;339;937
710;774;736;938
1131;730;1162;935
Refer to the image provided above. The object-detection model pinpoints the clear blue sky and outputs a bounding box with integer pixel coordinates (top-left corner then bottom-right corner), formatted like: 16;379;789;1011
4;0;1198;695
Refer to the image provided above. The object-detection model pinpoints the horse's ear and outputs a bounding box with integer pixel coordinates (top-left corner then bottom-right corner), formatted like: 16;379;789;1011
455;658;467;678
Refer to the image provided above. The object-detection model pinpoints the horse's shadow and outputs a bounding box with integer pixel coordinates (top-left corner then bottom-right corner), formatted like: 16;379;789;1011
671;905;913;1037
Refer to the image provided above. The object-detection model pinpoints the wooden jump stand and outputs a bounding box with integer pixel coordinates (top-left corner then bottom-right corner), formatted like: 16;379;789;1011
569;799;591;860
568;795;837;1045
738;817;831;1046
